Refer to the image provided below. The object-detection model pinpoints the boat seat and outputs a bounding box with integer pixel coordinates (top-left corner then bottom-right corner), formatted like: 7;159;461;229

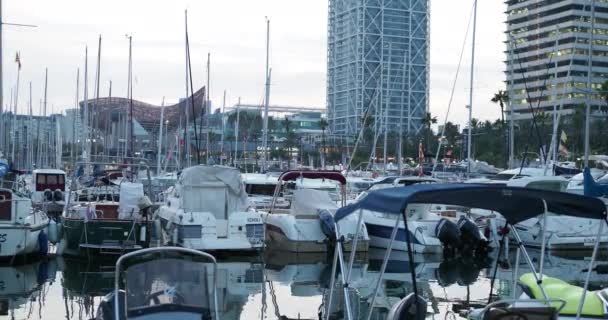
518;273;606;317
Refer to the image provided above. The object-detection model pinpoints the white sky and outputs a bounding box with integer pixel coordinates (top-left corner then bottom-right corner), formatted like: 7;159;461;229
2;0;507;127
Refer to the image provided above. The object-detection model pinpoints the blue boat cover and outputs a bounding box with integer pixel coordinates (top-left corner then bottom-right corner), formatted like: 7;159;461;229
335;183;607;224
584;167;608;198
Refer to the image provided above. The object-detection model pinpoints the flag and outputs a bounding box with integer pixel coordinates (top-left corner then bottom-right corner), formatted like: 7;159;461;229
446;149;453;157
15;52;21;70
560;130;567;144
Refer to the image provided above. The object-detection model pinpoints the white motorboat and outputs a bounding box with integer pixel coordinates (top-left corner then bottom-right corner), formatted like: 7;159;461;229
485;176;608;251
264;171;369;253
0;187;49;258
566;168;606;195
156;165;265;251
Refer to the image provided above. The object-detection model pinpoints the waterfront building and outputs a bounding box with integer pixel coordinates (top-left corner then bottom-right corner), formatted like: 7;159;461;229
506;0;608;119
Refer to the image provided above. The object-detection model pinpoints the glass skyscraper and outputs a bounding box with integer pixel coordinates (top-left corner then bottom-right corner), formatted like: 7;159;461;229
327;0;430;137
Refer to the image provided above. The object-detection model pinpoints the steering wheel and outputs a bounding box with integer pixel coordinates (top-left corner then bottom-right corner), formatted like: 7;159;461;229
144;289;186;306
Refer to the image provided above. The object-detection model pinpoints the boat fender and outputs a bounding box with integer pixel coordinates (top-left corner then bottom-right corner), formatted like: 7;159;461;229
458;216;483;244
38;231;49;256
318;209;337;241
435;218;461;248
139;225;147;242
44;189;53;202
153;218;162;241
172;227;179;244
53;189;63;202
56;221;63;240
48;219;59;244
386;293;427;320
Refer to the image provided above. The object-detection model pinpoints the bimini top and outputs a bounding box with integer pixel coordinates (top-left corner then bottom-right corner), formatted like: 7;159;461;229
278;171;347;185
334;183;607;224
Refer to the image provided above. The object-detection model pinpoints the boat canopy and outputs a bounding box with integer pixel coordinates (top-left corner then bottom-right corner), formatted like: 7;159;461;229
334;183;607;224
278;171;347;185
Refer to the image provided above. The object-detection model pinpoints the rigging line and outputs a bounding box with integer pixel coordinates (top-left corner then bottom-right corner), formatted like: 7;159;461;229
432;1;476;173
510;21;564;165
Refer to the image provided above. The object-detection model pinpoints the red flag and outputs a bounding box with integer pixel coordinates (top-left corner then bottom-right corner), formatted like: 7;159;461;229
446;149;453;157
15;52;21;70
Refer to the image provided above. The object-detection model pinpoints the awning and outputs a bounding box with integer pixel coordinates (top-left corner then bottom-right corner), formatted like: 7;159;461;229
334;183;607;224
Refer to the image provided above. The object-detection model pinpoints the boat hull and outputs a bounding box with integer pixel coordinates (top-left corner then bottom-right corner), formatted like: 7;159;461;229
59;217;151;257
0;224;47;258
363;214;443;254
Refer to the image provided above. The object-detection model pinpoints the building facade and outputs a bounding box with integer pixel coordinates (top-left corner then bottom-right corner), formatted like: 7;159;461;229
327;0;430;137
506;0;608;119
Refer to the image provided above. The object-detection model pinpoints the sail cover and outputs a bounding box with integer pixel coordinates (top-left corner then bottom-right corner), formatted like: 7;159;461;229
335;183;607;224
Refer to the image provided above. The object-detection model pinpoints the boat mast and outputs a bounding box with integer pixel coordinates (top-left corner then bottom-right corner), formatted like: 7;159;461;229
220;89;226;165
157;97;165;176
82;47;89;164
206;52;210;164
262;18;270;172
507;35;515;169
72;68;79;166
235;97;240;166
584;0;595;167
28;81;32;171
11;52;20;166
127;35;133;160
466;0;478;178
383;43;392;174
93;35;101;158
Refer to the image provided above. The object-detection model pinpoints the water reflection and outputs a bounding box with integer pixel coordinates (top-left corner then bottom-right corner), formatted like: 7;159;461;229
1;249;606;320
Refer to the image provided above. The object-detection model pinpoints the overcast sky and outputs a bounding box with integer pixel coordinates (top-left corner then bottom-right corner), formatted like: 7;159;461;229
2;0;507;127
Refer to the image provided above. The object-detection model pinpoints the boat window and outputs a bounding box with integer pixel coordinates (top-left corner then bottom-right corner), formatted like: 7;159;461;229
35;174;66;191
182;186;227;219
246;184;275;196
125;257;213;316
527;181;568;192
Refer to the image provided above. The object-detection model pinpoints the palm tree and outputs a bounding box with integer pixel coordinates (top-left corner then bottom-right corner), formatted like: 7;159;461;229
491;90;509;124
421;112;437;148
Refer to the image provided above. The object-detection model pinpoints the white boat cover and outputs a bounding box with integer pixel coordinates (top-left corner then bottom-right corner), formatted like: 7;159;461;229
118;182;144;219
291;189;338;216
179;165;249;217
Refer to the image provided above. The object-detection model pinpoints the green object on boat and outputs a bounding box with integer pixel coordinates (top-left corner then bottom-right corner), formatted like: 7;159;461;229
519;273;605;317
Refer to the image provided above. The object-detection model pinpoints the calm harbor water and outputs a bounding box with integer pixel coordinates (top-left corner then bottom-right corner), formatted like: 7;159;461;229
1;248;605;320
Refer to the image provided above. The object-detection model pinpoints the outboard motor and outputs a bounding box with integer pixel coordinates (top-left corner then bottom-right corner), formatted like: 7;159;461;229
319;209;337;242
44;189;53;202
386;293;427;320
435;218;461;257
53;189;63;202
457;216;489;256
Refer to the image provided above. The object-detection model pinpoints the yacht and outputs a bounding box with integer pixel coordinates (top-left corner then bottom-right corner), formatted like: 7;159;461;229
264;171;369;252
156;165;265;251
59;162;155;257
